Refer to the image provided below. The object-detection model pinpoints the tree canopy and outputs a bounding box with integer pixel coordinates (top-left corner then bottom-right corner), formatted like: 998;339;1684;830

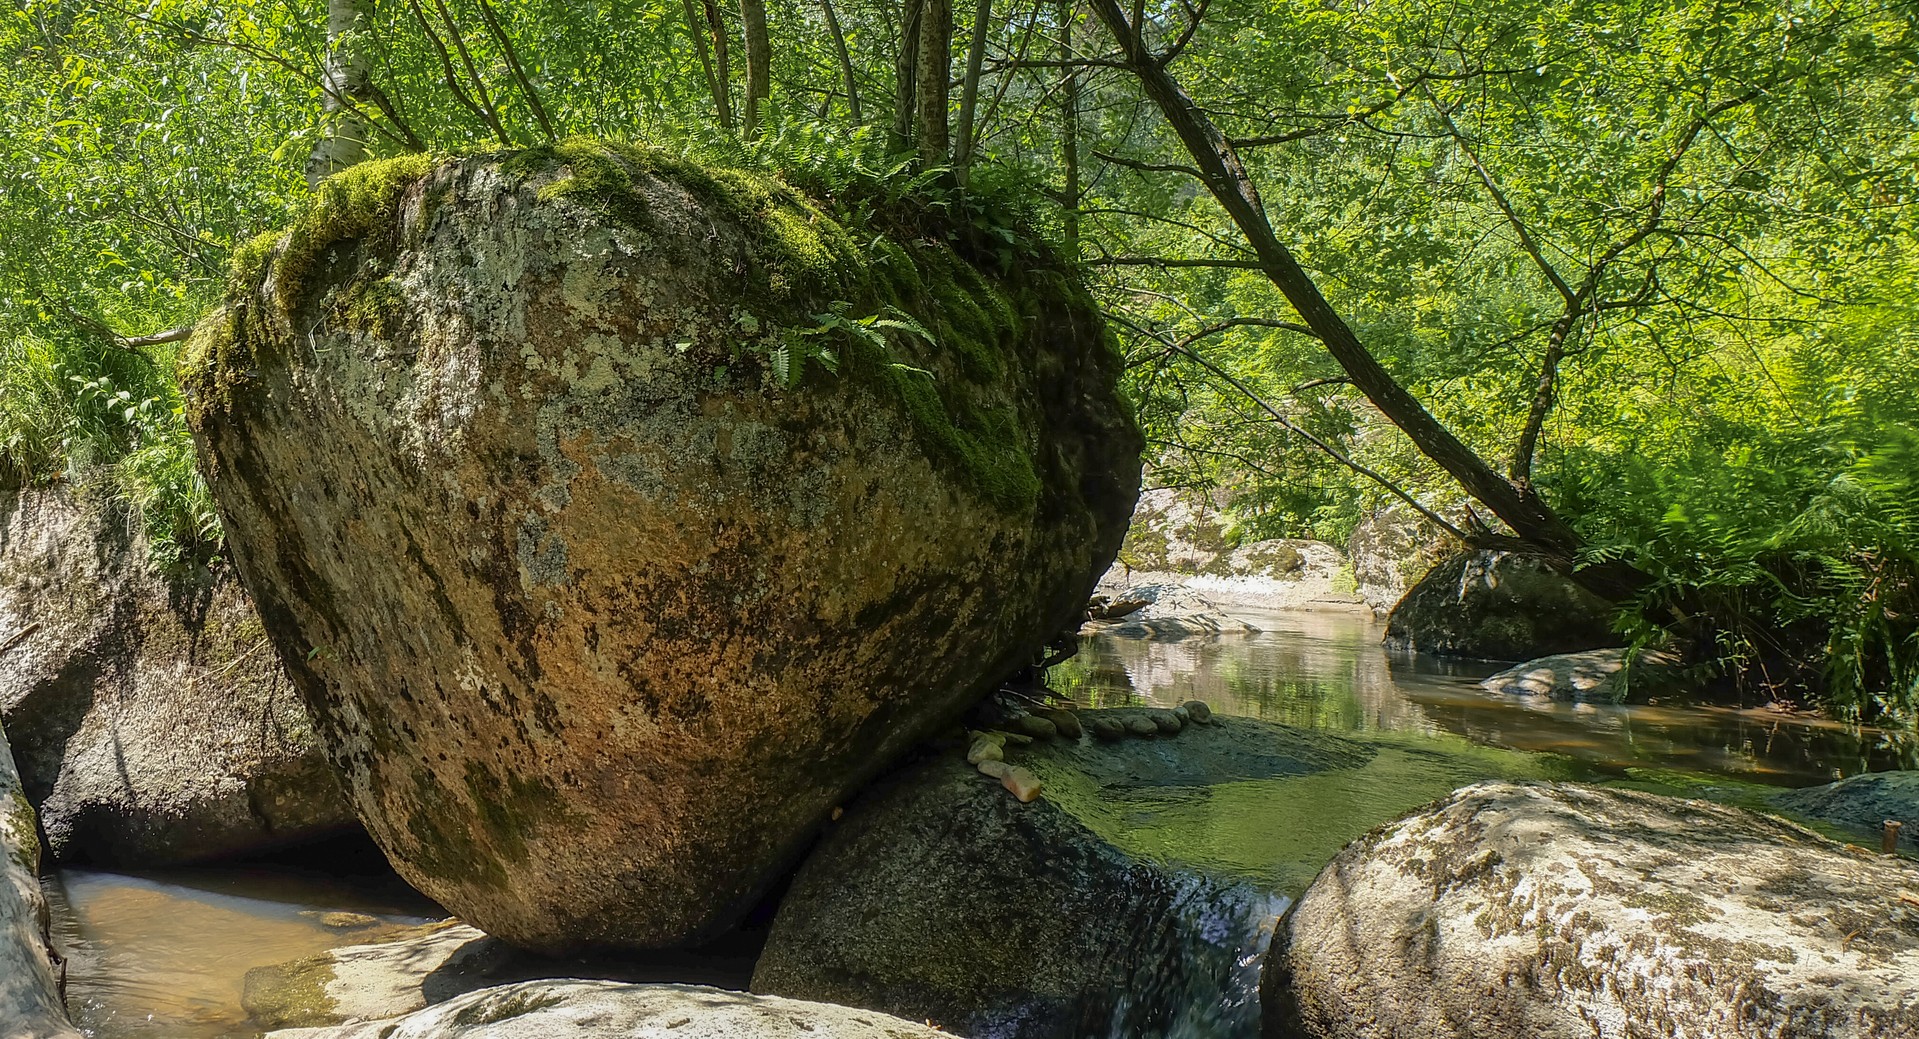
2;0;1915;721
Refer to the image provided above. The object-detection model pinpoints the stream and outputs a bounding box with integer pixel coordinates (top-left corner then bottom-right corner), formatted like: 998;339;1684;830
46;608;1914;1039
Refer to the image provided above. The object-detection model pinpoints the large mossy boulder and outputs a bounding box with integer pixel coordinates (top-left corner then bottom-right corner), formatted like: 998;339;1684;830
0;486;354;865
1383;551;1619;661
182;143;1142;952
1265;782;1919;1039
752;711;1371;1038
2;726;83;1039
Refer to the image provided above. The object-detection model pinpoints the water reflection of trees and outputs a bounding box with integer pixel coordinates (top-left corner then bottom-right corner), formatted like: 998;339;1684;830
1052;614;1918;785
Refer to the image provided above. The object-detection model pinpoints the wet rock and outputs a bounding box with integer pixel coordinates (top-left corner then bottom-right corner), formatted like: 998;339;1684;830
1124;715;1159;738
244;921;509;1030
1;726;82;1039
977;759;1013;780
1266;781;1919;1039
1008;715;1058;741
1479;647;1683;703
183;145;1140;951
1774;771;1919;851
1000;766;1043;802
754;712;1371;1038
1087;717;1126;742
261;980;952;1039
965;732;1005;765
1181;700;1213;724
1149;709;1183;735
1036;708;1083;740
1383;551;1619;661
0;487;354;866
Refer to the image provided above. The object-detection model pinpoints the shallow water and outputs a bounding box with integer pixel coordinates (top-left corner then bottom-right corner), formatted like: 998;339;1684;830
46;865;438;1039
48;608;1914;1039
1050;609;1915;898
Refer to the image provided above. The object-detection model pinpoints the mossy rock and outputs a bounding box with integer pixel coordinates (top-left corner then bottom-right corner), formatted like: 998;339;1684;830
182;143;1141;952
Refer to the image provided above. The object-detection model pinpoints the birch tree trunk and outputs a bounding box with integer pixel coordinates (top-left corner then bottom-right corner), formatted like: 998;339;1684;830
741;0;771;140
306;0;374;188
915;0;952;166
953;0;993;181
891;0;922;153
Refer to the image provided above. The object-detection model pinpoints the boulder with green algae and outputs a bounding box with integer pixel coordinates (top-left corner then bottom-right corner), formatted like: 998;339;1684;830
181;142;1141;953
0;486;354;866
752;712;1371;1039
1774;771;1919;851
1266;782;1919;1039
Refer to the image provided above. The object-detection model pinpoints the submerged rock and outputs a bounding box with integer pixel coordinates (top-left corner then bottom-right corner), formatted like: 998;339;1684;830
1383;551;1619;661
1;726;82;1039
183;144;1140;951
1774;771;1919;852
753;712;1371;1038
243;921;508;1030
1478;647;1682;703
0;486;353;865
261;980;952;1039
1266;781;1919;1039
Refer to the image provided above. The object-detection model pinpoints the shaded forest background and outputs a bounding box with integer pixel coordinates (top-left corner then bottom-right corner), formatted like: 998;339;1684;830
1;0;1915;721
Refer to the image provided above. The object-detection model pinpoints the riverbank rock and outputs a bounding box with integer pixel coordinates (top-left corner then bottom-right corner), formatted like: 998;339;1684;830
1478;647;1683;703
262;980;953;1039
1383;551;1619;661
1266;781;1919;1039
0;486;354;865
1775;771;1919;852
183;143;1141;952
244;921;509;1029
1346;504;1457;616
2;726;83;1039
753;712;1372;1038
1100;488;1364;615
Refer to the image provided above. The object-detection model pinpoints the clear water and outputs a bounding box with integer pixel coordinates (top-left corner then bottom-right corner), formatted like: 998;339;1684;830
45;865;438;1039
47;608;1914;1039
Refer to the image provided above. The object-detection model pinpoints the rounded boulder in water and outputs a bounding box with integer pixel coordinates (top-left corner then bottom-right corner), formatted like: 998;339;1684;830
181;143;1141;952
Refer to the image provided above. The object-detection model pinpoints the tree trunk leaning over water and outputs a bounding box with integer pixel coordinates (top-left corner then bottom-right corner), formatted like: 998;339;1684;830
1084;0;1646;603
306;0;374;188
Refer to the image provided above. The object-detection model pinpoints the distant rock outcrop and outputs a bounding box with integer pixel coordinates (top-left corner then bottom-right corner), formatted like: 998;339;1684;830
184;144;1141;952
0;487;353;865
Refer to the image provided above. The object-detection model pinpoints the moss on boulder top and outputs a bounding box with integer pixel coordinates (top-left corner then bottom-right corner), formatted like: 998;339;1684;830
181;142;1141;952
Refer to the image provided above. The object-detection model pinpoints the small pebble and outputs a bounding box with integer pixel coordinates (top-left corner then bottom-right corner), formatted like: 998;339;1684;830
1088;717;1126;742
1172;705;1191;724
1039;708;1084;740
1150;709;1183;735
993;730;1035;745
1125;715;1159;738
1001;766;1043;802
1010;714;1059;740
967;739;1004;765
1182;700;1214;723
978;759;1014;779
